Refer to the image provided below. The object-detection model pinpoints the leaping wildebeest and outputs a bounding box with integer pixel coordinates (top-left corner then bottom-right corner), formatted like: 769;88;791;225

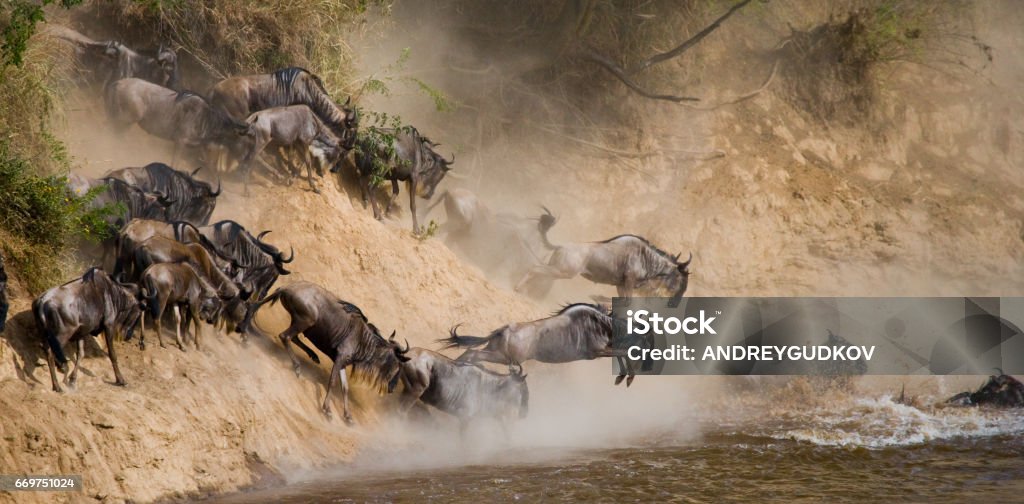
426;188;556;286
515;227;692;304
105;163;221;224
440;303;641;386
33;268;142;392
105;78;250;162
399;348;529;432
210;67;359;149
238;281;410;422
344;126;454;235
947;370;1024;408
239;104;347;195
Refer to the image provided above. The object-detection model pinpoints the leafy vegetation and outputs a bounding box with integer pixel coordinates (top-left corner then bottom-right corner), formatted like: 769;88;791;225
1;0;81;67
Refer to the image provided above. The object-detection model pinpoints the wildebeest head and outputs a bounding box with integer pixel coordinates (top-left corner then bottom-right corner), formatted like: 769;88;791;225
341;98;359;151
418;147;454;200
660;252;692;307
380;329;411;393
508;361;530;419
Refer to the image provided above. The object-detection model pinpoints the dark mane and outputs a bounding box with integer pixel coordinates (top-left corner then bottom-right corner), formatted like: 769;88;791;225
174;90;202;103
272;67;316;92
553;302;609;317
597;234;675;262
338;300;368;322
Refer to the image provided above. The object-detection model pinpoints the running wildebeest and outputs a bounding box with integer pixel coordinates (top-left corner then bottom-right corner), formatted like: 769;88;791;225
48;26;179;89
240;104;346;195
399;348;529;431
0;252;8;333
210;67;358;147
238;282;410;422
105;78;250;161
426;189;556;286
138;262;241;351
343;126;454;234
515;228;692;304
33;268;142;392
440;303;641;386
947;370;1024;408
106;163;220;224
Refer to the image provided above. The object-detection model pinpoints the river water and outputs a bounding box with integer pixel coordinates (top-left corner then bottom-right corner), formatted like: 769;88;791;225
212;377;1024;504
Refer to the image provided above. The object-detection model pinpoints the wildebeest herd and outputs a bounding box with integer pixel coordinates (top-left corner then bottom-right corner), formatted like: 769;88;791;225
5;27;1015;438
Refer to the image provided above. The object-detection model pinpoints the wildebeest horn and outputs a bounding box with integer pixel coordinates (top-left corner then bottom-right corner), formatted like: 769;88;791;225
446;153;455;165
257;230;271;240
279;246;294;263
212;178;221;197
680;252;693;267
158;194;176;206
191;166;203;176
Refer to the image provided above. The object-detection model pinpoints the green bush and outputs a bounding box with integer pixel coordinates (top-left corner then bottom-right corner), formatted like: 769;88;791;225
0;141;118;293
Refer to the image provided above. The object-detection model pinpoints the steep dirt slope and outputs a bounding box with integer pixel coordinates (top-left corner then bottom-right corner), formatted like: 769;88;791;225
0;94;543;504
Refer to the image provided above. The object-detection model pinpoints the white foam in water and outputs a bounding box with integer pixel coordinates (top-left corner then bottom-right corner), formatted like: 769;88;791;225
775;395;1024;448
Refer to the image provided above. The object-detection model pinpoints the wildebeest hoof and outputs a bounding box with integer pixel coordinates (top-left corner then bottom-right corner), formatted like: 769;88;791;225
52;385;64;393
626;376;635;387
343;414;355;426
293;366;301;377
114;380;127;387
614;375;625;386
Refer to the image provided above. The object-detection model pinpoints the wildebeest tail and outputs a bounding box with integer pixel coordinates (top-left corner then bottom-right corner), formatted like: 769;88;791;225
537;208;558;250
33;300;68;366
437;324;492;349
235;288;283;334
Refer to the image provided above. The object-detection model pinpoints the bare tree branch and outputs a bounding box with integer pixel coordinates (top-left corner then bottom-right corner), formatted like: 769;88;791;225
579;0;757;103
581;47;700;103
630;0;756;74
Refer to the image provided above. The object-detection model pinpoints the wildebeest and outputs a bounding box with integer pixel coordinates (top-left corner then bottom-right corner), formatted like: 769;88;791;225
105;78;250;160
196;220;292;297
344;126;454;234
240;105;346;195
516;229;692;304
105;163;220;224
0;252;7;333
138;262;236;351
426;189;556;286
440;303;640;386
238;282;410;422
32;268;142;392
947;370;1024;408
113;219;233;279
131;236;241;297
399;348;528;431
210;67;358;148
48;26;179;89
87;176;176;226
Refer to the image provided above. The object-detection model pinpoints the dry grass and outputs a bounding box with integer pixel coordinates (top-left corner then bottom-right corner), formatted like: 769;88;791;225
82;0;375;96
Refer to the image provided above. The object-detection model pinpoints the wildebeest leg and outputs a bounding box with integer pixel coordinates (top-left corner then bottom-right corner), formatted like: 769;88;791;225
46;346;63;393
171;305;185;351
291;337;321;364
104;329;127;386
278;323;307;376
154;297;167;349
367;177;384;221
300;148;320;194
188;304;202;351
385;180;400;216
321;355;350;421
407;180;421;234
67;338;86;387
514;264;568;293
338;365;355;425
455;349;510;365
